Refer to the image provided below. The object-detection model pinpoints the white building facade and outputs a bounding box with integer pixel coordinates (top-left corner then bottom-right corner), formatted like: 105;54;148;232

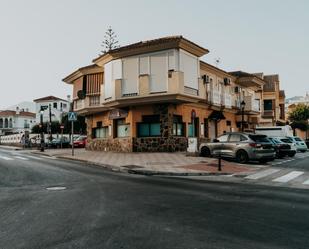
0;109;36;135
33;96;70;124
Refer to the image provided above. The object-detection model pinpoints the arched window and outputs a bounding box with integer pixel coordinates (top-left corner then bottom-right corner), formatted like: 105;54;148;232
0;118;3;128
9;118;13;128
4;118;8;128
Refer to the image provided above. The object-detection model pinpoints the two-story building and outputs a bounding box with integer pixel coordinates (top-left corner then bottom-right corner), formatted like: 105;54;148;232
0;107;36;135
63;36;285;152
33;95;70;123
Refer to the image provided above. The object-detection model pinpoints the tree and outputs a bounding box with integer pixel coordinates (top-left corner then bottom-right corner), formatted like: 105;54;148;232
288;104;309;132
31;116;86;135
100;26;120;55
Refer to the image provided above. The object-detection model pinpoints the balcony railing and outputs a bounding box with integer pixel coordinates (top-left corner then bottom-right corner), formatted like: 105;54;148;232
222;93;232;108
208;90;221;105
244;96;260;112
262;110;275;118
89;96;100;106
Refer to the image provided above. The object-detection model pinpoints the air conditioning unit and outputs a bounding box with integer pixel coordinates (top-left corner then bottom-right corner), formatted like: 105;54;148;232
234;86;240;93
224;78;231;85
202;74;210;84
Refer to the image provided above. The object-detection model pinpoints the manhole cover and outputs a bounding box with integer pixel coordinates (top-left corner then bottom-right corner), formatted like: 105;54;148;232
46;186;67;191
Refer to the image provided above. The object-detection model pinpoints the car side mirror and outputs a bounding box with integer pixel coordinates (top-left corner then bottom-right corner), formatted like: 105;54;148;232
213;139;219;143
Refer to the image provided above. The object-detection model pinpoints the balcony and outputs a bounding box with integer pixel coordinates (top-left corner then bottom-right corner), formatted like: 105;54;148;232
262;110;275;119
222;93;232;108
74;95;102;114
208;90;221;105
244;96;260;112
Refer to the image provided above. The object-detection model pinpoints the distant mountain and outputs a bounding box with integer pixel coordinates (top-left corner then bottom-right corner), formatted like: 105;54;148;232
6;101;36;113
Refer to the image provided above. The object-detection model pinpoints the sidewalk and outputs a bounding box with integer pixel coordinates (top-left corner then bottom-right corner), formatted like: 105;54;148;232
30;148;265;176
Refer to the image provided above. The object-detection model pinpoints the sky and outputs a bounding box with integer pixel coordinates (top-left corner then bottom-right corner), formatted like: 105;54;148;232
0;0;308;109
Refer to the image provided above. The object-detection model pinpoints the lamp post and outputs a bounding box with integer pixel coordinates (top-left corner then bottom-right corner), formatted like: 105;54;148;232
241;100;246;132
40;110;44;152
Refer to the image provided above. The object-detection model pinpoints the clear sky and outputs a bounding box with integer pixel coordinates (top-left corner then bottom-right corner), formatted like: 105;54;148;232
0;0;308;109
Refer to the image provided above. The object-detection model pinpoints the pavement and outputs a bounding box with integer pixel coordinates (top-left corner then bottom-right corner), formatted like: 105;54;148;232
27;148;263;176
1;147;309;249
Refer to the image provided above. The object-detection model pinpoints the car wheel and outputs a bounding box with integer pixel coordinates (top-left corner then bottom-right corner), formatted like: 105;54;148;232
236;150;249;164
288;152;296;157
200;147;211;157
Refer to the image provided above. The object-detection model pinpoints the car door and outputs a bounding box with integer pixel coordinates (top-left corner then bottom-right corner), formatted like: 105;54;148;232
212;134;230;156
224;134;241;157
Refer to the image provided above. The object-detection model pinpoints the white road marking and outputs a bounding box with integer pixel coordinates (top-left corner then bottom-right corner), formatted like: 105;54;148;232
46;186;66;191
272;171;304;183
0;156;13;160
245;168;280;180
14;156;29;160
302;179;309;185
24;155;42;160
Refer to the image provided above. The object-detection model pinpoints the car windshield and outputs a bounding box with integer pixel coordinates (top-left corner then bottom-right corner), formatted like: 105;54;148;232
281;138;292;143
77;137;86;141
249;135;269;143
294;137;302;141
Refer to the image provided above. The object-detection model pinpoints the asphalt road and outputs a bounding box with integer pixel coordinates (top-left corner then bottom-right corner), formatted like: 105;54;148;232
1;148;309;249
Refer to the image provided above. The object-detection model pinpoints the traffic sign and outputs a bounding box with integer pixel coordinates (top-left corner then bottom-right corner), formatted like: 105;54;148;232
68;112;77;121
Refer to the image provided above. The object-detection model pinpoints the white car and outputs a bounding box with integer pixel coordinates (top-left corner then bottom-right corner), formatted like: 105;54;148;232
287;136;308;152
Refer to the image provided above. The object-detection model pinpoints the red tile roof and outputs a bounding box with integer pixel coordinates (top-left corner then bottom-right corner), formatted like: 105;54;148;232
0;110;36;118
33;96;68;102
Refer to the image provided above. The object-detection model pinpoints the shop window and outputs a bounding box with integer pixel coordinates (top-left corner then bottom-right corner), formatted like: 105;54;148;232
116;119;130;138
172;115;184;136
93;127;108;138
137;115;160;137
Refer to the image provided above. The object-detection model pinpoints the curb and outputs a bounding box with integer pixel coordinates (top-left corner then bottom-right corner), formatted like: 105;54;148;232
29;151;252;177
127;169;232;176
0;145;22;151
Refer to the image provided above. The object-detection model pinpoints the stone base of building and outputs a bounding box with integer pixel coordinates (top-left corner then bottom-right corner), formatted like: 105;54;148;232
86;138;133;152
133;137;188;152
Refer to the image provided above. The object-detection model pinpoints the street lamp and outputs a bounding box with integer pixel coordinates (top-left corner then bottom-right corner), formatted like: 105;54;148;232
241;100;246;132
40;110;44;152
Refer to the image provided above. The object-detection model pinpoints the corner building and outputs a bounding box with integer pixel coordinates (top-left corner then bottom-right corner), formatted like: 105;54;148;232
63;36;281;152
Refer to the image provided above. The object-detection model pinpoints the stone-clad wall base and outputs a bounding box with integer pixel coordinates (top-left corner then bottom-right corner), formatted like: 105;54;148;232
86;138;133;152
133;137;188;152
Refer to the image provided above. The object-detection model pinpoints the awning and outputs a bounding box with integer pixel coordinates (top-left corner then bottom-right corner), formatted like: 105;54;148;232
208;111;226;121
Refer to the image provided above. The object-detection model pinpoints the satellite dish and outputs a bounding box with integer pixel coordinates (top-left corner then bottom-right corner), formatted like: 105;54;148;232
77;90;86;100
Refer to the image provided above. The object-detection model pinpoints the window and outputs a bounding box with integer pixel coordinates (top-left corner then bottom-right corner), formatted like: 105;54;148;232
53;103;57;109
264;100;273;110
229;134;240;142
172;115;184;136
137;115;161;137
116;119;130;138
217;134;229;142
94;127;108;138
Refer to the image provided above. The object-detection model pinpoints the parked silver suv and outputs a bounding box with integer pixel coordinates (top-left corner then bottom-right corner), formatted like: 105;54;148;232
199;132;275;164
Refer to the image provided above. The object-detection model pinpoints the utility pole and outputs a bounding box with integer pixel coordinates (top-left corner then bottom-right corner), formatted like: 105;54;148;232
49;104;52;142
40;110;44;152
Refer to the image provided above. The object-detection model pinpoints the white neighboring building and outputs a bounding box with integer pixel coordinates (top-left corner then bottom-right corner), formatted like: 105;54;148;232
33;96;71;123
0;108;36;135
6;101;36;113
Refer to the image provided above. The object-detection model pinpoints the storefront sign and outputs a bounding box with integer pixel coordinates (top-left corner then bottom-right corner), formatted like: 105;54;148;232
109;109;128;120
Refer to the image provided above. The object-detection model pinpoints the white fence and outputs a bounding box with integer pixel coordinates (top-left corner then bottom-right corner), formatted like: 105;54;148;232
0;133;72;145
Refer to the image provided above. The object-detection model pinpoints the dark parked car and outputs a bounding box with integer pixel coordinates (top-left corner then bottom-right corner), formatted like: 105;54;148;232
199;132;275;164
268;137;295;158
48;137;70;148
